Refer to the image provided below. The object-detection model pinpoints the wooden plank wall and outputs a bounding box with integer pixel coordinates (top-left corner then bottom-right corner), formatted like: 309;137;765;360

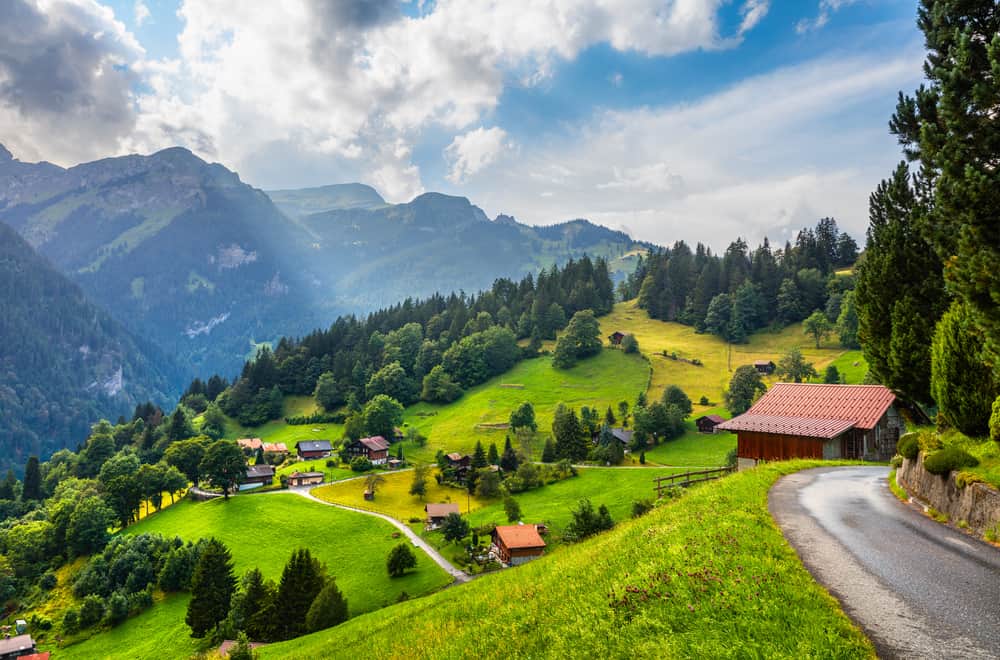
737;431;825;461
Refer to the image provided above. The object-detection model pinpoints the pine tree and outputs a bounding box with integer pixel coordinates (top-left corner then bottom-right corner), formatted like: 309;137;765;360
238;568;277;642
499;436;520;472
0;469;17;500
604;406;617;427
471;441;487;469
540;438;556;463
186;539;236;638
275;548;325;640
487;442;499;466
552;404;587;461
305;579;348;632
22;456;41;501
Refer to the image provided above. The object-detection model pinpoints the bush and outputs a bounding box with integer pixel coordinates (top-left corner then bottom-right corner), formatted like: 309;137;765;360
78;594;105;628
631;499;653;518
325;459;336;468
698;396;709;406
350;456;373;472
897;433;920;460
39;571;57;591
62;608;79;633
621;334;639;354
923;447;979;476
106;590;130;625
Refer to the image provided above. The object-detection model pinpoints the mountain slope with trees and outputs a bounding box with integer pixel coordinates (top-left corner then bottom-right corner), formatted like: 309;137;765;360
0;221;179;471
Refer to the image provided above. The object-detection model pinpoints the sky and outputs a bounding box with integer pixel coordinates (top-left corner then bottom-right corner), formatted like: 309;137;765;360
0;0;925;249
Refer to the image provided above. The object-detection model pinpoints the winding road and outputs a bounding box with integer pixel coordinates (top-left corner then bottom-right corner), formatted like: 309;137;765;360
770;466;1000;659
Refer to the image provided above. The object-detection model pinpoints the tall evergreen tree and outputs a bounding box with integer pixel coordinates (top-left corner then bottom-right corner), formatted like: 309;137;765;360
22;456;41;501
0;469;15;501
487;442;499;466
552;404;587;461
276;548;326;640
186;539;236;638
471;441;487;469
305;579;348;632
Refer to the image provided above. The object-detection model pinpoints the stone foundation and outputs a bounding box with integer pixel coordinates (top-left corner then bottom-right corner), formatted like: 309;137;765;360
897;455;1000;537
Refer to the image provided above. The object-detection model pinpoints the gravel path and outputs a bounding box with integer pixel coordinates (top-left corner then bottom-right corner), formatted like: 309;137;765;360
770;466;1000;659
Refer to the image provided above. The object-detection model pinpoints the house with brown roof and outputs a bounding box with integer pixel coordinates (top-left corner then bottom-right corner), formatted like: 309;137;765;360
491;524;546;566
608;330;632;346
753;360;776;375
696;414;726;433
0;634;35;660
262;442;288;454
343;436;390;465
287;471;324;488
717;383;903;468
425;502;460;528
237;438;263;452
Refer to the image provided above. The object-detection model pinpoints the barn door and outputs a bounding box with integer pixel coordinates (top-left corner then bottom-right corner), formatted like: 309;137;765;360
842;433;863;459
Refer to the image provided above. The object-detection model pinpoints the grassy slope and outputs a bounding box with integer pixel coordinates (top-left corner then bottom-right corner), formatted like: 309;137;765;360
259;461;874;659
312;470;491;521
399;349;650;463
53;495;452;660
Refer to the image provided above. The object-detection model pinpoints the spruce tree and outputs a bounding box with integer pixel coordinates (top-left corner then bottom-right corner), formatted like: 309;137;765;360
186;539;236;638
238;568;277;642
305;579;348;632
540;438;556;463
487;442;499;466
471;441;487;469
552;404;586;462
22;456;41;501
0;469;16;500
500;436;520;472
275;549;325;640
604;406;617;427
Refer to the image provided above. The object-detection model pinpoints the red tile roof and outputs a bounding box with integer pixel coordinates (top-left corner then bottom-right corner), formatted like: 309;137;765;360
494;524;546;550
237;438;263;450
717;415;856;439
745;383;895;429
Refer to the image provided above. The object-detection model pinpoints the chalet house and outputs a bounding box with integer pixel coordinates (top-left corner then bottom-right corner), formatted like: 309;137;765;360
262;442;288;454
593;427;633;446
696;414;725;433
446;452;471;468
287;471;324;488
237;438;263;452
753;360;776;375
425;502;460;528
717;383;903;468
344;436;390;465
297;440;333;459
608;331;632;346
0;634;35;660
241;464;275;490
491;524;546;566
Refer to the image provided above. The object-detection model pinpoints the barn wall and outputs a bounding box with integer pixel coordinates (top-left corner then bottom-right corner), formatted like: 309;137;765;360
737;431;825;461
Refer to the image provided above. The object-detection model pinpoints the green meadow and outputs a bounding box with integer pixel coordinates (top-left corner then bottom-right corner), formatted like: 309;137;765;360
258;461;873;659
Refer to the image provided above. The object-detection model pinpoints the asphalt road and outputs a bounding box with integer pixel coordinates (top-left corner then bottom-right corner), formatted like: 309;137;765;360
770;466;1000;659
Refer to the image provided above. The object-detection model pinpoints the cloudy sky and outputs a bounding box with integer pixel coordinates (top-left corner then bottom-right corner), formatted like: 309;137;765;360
0;0;923;248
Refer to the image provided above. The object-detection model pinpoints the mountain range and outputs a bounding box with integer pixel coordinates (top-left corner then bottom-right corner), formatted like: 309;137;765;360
0;144;651;381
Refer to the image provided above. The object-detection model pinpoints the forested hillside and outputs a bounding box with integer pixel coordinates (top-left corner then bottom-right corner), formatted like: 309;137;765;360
0;221;179;470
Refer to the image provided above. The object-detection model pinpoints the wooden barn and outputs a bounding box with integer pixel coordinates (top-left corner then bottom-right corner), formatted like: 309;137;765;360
695;414;725;433
297;440;332;459
425;503;460;528
753;360;776;375
607;331;632;346
286;471;324;488
241;464;275;490
343;436;390;465
491;524;546;566
717;383;903;468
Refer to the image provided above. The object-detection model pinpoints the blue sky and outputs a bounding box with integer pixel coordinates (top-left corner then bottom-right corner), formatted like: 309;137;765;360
0;0;925;248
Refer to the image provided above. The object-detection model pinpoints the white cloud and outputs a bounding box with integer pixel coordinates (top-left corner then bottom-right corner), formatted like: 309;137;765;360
796;0;859;34
456;49;924;249
134;0;150;26
445;126;514;183
610;71;624;87
738;0;769;35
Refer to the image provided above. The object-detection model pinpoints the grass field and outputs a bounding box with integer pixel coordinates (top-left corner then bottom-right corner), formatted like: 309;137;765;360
600;299;868;408
397;349;650;463
210;395;345;453
312;469;490;521
258;461;873;659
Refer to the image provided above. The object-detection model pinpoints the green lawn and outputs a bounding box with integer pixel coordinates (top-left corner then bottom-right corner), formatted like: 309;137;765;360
206;395;345;453
50;494;454;660
258;461;873;659
600;300;866;410
312;469;490;521
274;459;354;484
399;349;650;463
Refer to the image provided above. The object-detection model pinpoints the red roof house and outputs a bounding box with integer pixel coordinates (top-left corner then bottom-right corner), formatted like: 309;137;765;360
491;524;546;566
717;383;902;467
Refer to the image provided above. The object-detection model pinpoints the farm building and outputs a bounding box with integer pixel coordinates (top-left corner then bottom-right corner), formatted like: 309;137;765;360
717;383;902;468
0;634;35;660
696;414;726;433
344;436;390;465
287;471;324;488
242;464;275;490
297;440;333;459
425;502;460;527
491;524;546;566
237;438;263;452
753;360;776;375
607;330;632;346
262;442;288;454
593;427;633;446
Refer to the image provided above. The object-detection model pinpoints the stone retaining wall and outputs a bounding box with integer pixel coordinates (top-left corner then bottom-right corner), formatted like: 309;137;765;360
898;455;1000;537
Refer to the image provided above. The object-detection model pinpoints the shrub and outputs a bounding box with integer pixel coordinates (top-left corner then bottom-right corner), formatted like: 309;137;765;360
78;594;105;628
698;396;709;406
621;334;639;354
106;590;130;625
325;459;336;468
923;447;979;476
62;608;79;633
29;615;52;631
631;499;653;518
897;433;920;460
350;456;373;472
39;571;57;591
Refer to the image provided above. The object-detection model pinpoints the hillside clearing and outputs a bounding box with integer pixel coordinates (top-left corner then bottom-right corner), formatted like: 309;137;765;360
258;461;873;659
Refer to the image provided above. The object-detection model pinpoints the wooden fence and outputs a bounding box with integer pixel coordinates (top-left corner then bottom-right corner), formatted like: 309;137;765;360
653;466;735;498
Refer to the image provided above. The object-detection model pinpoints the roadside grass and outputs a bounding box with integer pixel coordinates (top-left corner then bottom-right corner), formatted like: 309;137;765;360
311;469;490;521
258;461;874;659
919;429;1000;490
398;349;650;463
599;300;866;406
887;468;909;502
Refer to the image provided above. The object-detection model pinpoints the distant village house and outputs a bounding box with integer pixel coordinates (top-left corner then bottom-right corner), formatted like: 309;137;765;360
0;634;36;660
262;442;288;454
286;471;324;488
491;524;546;566
241;464;275;490
696;414;725;434
344;436;390;465
608;330;632;346
717;383;903;468
237;438;263;452
297;440;333;460
753;360;776;375
425;502;460;528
